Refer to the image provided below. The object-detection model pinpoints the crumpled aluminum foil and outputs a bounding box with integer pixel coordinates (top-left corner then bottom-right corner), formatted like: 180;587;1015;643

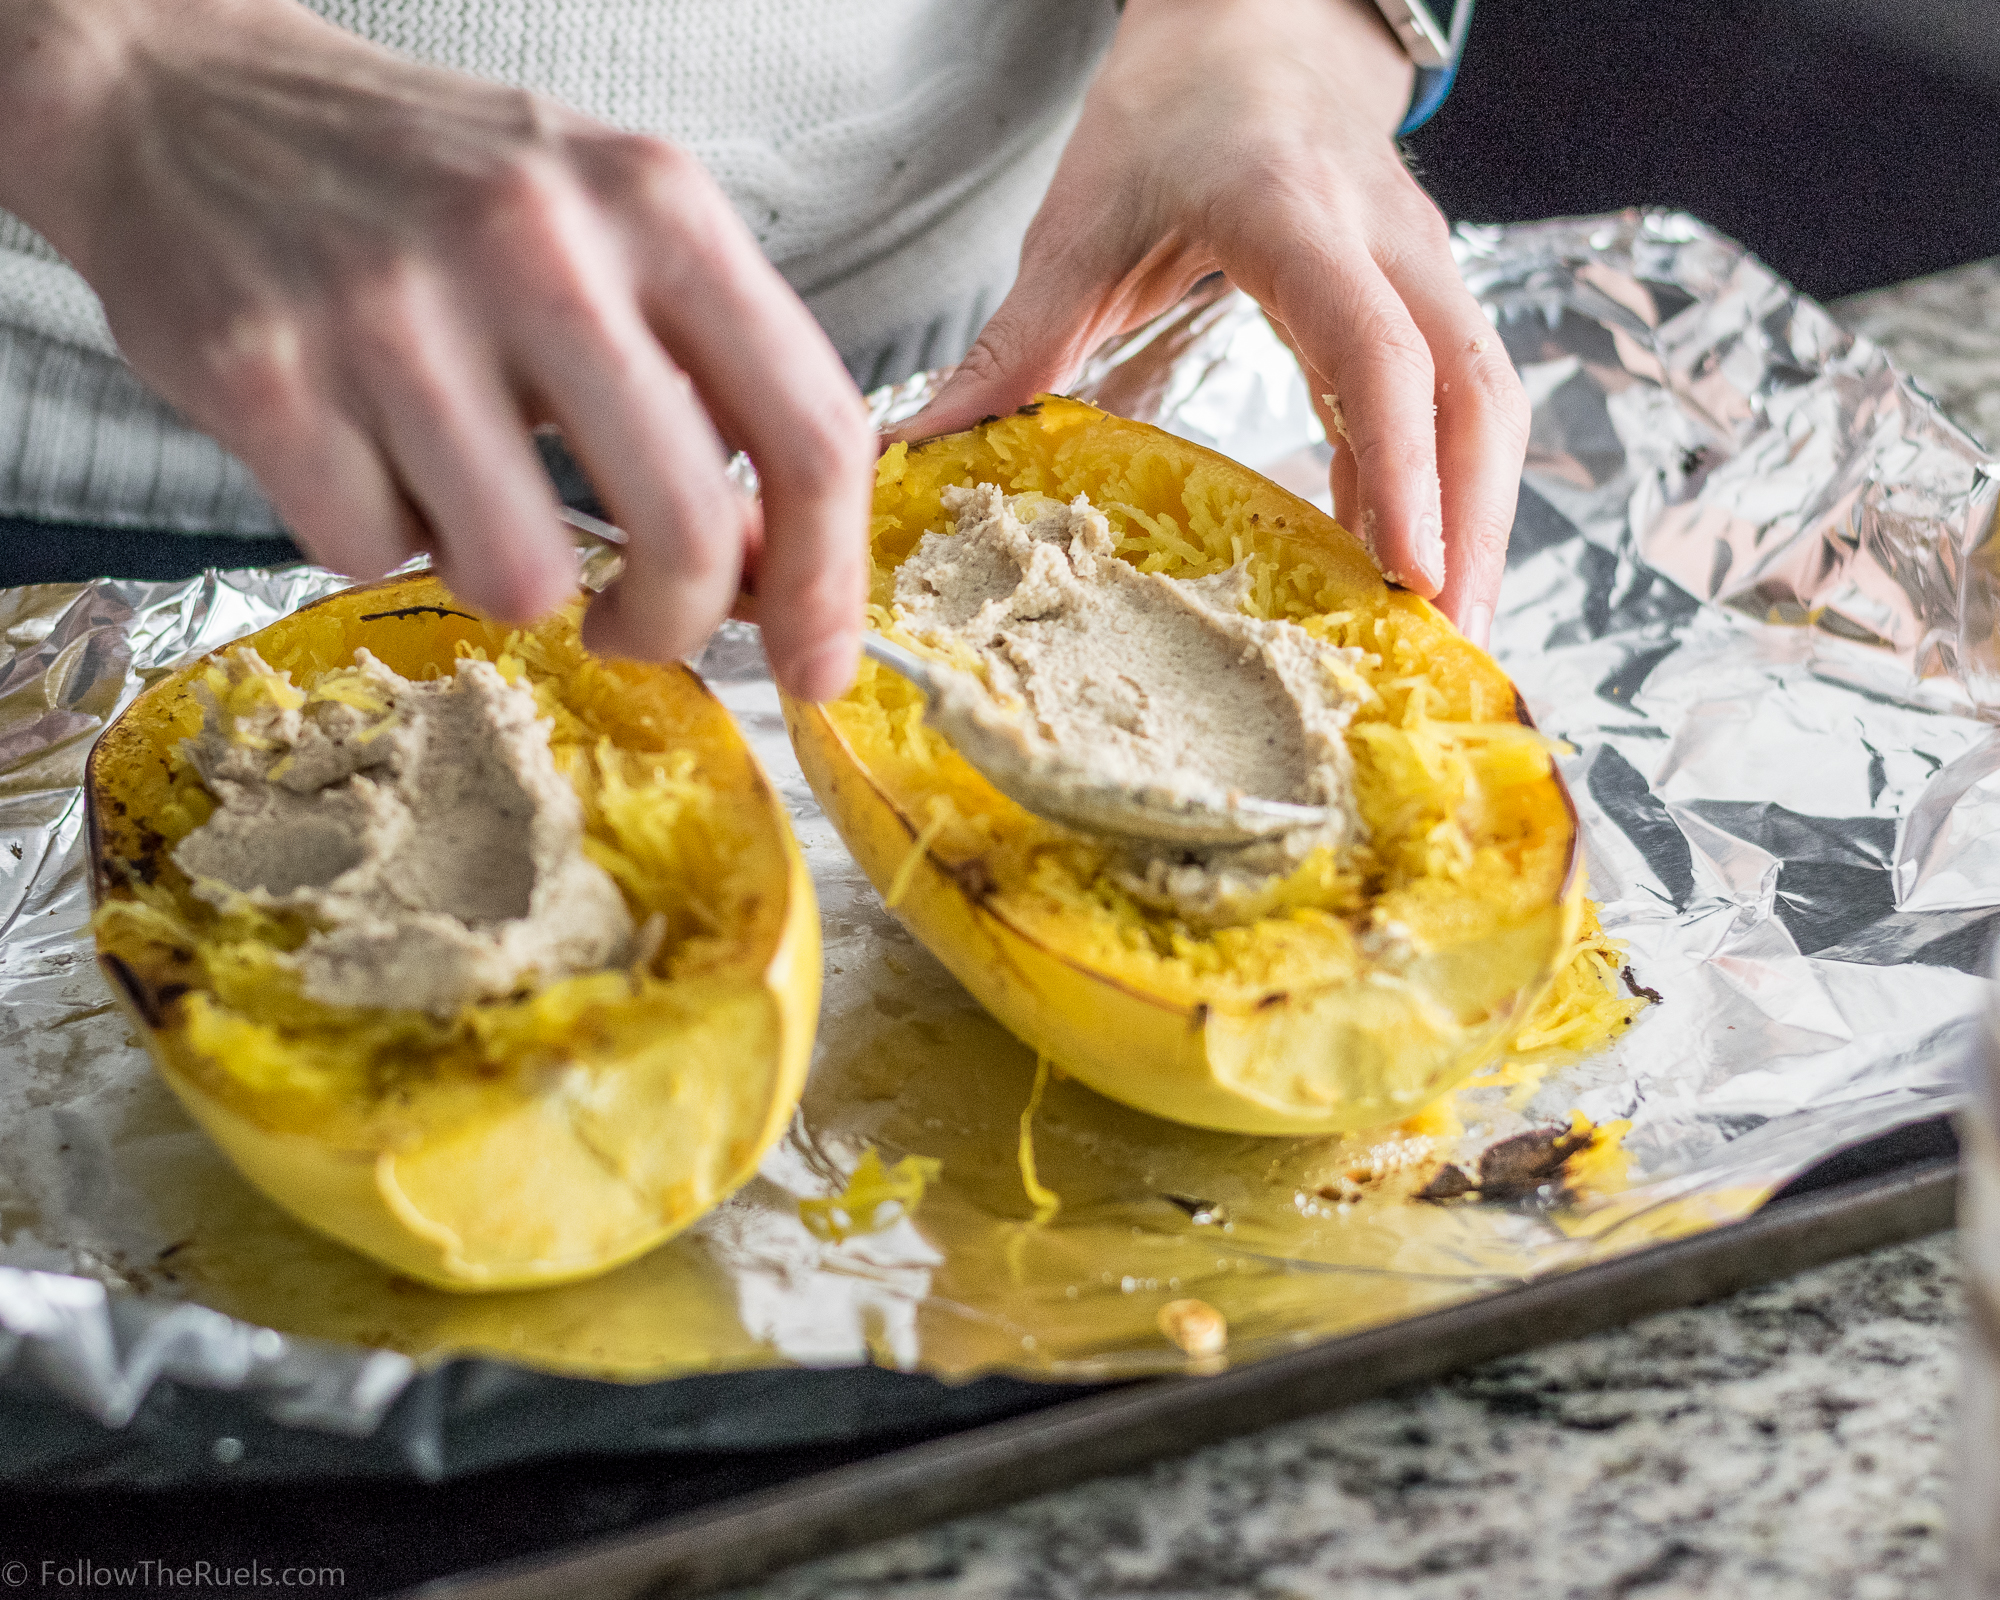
0;210;1994;1474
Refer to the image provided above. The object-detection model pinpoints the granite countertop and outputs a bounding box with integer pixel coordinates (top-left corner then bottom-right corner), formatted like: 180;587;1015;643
727;1236;1959;1600
720;260;2000;1600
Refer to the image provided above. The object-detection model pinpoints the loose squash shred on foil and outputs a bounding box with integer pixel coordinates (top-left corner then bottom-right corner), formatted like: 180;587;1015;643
1017;1056;1064;1225
799;1147;944;1242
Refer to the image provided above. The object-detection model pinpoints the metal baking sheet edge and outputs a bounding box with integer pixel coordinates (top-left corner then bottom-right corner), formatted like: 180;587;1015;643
406;1153;1961;1600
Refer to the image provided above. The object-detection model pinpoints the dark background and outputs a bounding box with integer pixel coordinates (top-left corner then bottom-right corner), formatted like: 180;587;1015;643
1408;0;2000;300
8;2;1997;1594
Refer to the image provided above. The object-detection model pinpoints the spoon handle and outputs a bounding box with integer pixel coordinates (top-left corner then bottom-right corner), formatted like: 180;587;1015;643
557;505;627;547
859;632;940;697
559;508;940;699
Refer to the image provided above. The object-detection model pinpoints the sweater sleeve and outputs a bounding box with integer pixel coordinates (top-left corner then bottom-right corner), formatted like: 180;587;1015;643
0;0;1115;537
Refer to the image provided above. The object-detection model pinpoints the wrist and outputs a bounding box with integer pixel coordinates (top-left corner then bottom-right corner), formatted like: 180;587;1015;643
1116;0;1413;139
0;0;338;272
0;0;149;248
1322;0;1418;136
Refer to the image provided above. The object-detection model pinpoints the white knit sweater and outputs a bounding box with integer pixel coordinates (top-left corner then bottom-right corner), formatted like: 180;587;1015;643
0;0;1118;534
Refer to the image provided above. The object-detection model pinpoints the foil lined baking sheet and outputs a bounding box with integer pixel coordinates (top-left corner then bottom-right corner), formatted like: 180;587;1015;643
0;210;1994;1478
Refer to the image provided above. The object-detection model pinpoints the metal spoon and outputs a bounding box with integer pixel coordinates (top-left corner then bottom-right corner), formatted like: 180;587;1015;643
857;634;1330;847
557;506;1330;847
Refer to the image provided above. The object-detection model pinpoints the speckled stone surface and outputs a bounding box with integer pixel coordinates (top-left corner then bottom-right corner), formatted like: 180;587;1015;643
725;1236;1959;1600
717;265;2000;1600
1839;258;2000;451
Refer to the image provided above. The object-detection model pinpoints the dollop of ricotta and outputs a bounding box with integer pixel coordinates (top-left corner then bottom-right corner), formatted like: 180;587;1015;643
892;483;1370;920
173;647;633;1016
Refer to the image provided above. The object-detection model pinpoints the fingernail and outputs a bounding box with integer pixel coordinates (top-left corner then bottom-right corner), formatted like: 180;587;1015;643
790;631;858;702
1464;601;1493;651
1415;513;1445;589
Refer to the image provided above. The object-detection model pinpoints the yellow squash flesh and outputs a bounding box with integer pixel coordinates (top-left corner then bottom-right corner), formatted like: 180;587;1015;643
88;574;818;1291
786;397;1582;1136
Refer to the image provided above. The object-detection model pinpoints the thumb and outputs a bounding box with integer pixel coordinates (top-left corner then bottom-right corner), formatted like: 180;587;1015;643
894;266;1110;444
895;215;1223;442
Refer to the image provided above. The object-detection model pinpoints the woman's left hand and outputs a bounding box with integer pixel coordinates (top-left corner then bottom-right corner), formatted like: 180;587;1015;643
902;0;1527;647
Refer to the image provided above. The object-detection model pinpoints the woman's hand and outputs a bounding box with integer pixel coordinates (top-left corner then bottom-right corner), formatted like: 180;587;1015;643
0;0;874;698
903;0;1527;646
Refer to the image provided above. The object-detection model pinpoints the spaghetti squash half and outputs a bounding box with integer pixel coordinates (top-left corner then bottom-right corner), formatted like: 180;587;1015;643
787;397;1582;1135
88;574;818;1290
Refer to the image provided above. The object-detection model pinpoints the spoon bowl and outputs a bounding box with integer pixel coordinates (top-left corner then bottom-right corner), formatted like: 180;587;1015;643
859;634;1330;847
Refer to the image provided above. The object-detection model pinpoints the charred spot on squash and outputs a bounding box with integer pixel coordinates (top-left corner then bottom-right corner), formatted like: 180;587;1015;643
359;605;478;623
101;953;174;1028
1311;1157;1405;1202
1415;1162;1477;1202
1420;1122;1594;1204
951;857;998;902
1623;967;1664;1004
128;828;170;882
1478;1123;1591;1198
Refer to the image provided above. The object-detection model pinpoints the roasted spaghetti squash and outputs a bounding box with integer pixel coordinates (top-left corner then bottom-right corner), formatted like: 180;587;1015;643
787;397;1584;1135
88;574;818;1290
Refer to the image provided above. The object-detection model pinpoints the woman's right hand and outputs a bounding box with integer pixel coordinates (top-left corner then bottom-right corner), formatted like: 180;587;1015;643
0;0;875;699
